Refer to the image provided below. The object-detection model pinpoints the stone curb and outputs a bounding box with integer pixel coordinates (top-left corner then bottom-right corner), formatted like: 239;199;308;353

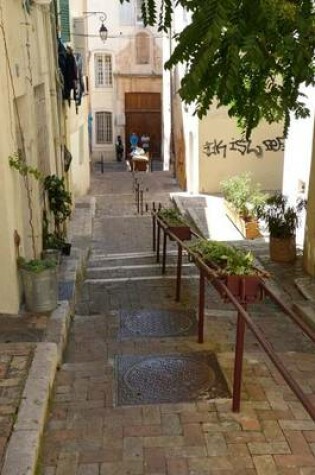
45;301;71;367
2;342;58;475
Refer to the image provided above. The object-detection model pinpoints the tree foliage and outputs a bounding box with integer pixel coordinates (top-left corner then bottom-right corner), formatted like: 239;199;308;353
121;0;315;137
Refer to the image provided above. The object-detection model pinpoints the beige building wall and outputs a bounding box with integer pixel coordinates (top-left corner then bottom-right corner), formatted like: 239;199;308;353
199;108;285;193
87;0;163;161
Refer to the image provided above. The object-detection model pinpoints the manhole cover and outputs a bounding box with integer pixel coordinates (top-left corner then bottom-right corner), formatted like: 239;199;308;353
116;353;230;405
119;309;196;339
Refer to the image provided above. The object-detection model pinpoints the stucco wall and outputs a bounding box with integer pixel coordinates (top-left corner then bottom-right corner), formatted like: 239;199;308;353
199;108;285;194
0;1;60;313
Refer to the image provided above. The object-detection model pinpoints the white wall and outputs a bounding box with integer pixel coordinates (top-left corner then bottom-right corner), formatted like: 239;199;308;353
282;85;315;245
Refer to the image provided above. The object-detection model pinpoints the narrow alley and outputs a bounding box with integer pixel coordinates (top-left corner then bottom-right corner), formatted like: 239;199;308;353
40;166;315;475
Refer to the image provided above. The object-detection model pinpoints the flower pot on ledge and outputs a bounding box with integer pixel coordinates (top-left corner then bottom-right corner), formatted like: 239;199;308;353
224;275;262;303
168;225;191;241
224;201;260;240
269;235;296;262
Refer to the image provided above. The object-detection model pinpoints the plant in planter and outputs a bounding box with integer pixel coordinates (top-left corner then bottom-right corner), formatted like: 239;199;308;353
221;172;268;239
258;192;306;262
44;174;72;255
9;152;58;312
158;208;191;241
17;257;58;312
189;239;265;302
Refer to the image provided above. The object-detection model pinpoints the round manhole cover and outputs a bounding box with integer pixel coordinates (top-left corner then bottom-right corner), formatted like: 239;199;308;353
123;355;215;402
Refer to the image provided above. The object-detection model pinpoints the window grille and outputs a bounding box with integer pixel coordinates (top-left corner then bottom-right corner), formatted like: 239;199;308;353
95;112;113;144
94;54;112;88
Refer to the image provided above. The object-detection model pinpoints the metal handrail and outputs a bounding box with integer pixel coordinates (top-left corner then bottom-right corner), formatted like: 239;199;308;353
152;212;315;420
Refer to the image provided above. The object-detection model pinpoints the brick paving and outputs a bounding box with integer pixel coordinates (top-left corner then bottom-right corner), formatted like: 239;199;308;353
0;343;34;471
40;165;315;474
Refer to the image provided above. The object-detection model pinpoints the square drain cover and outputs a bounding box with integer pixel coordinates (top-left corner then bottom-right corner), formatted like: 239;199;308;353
119;309;197;339
116;353;230;406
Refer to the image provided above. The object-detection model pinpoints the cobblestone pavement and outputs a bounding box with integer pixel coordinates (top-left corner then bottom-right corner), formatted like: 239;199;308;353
40;166;315;475
0;343;34;471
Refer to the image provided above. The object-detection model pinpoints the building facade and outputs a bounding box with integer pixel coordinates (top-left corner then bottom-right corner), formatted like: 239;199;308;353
0;0;90;314
85;0;163;162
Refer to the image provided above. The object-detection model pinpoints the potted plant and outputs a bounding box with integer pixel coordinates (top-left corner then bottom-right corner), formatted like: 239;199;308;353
9;152;58;312
258;192;306;262
44;174;72;255
189;239;265;302
221;172;268;239
18;257;58;312
158;208;191;241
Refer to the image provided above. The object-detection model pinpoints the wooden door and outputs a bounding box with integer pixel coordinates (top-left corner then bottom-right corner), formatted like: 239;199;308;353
125;93;161;158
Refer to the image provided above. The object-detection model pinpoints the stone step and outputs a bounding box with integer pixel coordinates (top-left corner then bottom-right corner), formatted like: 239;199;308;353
86;262;197;280
88;251;189;268
292;301;315;332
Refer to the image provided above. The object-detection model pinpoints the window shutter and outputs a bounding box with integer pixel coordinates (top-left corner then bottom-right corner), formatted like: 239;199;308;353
59;0;70;43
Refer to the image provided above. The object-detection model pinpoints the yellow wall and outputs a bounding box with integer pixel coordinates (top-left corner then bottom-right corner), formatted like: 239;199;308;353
199;108;285;193
0;1;56;312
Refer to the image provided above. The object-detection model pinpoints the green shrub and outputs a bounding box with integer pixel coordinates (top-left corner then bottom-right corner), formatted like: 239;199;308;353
158;208;188;227
221;172;268;219
189;239;256;275
258;193;306;238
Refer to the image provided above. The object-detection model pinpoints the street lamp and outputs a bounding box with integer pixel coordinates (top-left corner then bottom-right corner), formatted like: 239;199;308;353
83;12;108;43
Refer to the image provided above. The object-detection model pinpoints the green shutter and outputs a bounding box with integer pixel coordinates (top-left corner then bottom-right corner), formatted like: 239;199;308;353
59;0;70;43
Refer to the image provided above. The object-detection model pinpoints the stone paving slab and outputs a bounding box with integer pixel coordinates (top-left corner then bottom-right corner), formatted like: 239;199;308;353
40;169;315;475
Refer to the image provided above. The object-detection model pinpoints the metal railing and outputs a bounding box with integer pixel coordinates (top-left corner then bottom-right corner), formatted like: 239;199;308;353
152;212;315;419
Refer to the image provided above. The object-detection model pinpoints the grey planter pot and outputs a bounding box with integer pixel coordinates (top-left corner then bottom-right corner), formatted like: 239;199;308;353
21;267;58;312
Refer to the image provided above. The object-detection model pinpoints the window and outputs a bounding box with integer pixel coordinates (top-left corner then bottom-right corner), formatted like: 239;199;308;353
136;32;150;64
95;112;113;144
94;54;112;88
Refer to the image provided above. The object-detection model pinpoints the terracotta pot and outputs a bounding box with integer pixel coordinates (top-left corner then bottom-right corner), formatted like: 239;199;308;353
244;220;261;240
269;235;296;262
168;225;191;241
225;201;260;239
224;275;262;303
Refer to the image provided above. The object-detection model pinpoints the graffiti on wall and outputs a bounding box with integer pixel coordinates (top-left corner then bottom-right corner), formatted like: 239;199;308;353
203;136;285;159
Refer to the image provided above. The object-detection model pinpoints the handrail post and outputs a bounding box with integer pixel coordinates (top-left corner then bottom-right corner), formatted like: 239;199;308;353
162;229;167;274
232;311;246;412
152;213;156;252
101;153;104;174
137;183;140;214
140;190;144;215
198;269;205;343
156;221;161;263
176;243;183;302
232;278;246;412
